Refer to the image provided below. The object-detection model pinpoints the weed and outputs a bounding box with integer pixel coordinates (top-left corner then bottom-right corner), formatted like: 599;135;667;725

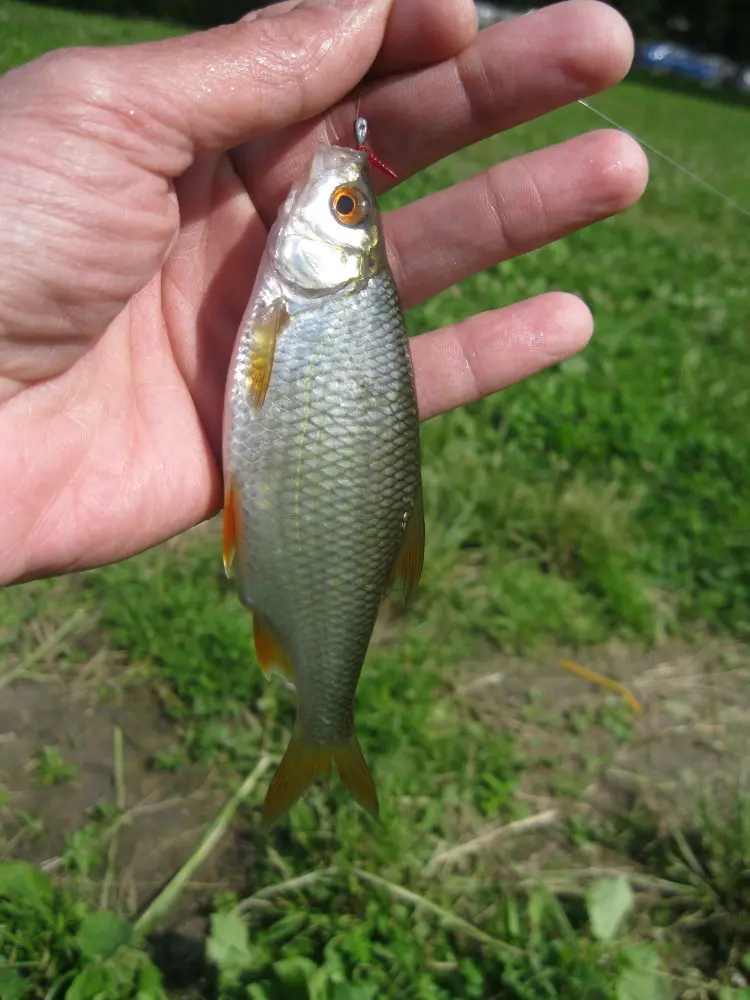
31;746;77;788
0;861;167;999
601;780;750;984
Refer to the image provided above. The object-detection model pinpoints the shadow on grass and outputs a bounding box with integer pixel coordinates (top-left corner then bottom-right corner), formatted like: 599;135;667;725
602;792;750;973
149;927;217;995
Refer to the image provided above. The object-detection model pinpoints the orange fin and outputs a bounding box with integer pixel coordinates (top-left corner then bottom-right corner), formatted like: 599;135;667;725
262;731;379;829
222;480;236;579
248;298;289;409
334;738;379;820
254;616;294;683
263;734;333;829
388;482;425;600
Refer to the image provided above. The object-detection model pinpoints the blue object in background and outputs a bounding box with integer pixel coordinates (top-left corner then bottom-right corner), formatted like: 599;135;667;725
635;41;736;87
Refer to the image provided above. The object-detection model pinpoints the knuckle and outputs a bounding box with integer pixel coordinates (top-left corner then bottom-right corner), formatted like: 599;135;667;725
27;48;162;159
1;47;126;131
228;10;331;97
36;47;117;106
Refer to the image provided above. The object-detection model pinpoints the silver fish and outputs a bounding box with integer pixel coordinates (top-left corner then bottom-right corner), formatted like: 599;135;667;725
222;127;423;827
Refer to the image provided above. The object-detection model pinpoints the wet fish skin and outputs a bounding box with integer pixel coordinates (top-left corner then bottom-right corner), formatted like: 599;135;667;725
223;142;423;826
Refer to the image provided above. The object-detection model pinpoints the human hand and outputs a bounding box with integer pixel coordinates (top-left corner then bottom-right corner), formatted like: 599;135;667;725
0;0;647;586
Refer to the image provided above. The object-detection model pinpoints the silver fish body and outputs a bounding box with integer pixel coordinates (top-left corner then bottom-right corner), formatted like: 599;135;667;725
223;142;423;825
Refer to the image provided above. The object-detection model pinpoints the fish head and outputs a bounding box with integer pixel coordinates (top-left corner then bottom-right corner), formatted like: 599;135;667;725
271;144;386;296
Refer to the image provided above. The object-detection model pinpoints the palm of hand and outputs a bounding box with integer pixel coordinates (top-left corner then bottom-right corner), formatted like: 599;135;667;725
1;146;273;579
0;0;647;585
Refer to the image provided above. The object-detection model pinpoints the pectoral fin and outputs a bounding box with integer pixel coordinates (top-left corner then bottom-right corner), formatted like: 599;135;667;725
247;298;289;409
387;482;425;600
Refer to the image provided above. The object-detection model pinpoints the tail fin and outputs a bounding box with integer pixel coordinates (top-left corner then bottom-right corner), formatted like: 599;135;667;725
334;738;379;820
262;729;379;829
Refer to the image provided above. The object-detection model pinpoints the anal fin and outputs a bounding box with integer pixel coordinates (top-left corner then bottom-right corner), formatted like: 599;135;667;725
254;615;294;684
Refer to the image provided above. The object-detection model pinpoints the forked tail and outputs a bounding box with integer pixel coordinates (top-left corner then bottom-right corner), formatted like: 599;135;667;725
262;725;379;829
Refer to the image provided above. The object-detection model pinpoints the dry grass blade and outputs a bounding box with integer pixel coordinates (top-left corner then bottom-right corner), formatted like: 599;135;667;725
457;672;505;694
427;809;560;873
100;725;126;910
0;608;93;692
234;867;338;914
517;866;695;898
352;868;523;957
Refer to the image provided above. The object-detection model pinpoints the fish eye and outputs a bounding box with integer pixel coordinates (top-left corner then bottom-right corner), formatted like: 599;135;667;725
331;185;368;226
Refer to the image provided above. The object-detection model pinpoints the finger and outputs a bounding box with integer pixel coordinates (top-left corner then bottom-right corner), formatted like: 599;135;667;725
374;0;477;76
2;0;395;179
247;0;477;78
238;0;635;218
412;292;593;421
386;129;649;311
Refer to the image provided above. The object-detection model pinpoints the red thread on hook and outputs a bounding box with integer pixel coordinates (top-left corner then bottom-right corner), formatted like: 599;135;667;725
356;143;398;181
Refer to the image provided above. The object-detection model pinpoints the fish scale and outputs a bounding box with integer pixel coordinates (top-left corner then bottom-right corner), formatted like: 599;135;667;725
231;273;418;715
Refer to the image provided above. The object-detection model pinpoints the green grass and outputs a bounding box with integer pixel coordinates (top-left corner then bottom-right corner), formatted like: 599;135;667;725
2;2;750;999
0;0;183;71
384;85;750;643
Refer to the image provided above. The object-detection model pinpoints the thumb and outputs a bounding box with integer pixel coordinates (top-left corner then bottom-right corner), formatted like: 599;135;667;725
7;0;395;177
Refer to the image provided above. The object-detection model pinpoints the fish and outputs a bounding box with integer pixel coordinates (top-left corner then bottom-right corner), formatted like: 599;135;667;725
222;121;424;828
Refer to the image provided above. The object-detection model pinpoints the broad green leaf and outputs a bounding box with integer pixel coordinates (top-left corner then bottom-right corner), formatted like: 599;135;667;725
66;967;111;1000
135;960;168;1000
272;956;319;999
309;967;333;1000
621;942;662;970
332;983;379;1000
586;875;635;942
76;911;135;960
264;912;308;944
0;968;31;1000
207;911;254;983
617;968;672;1000
0;861;54;910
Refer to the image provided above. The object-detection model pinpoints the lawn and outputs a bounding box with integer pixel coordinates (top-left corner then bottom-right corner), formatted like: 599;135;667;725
1;2;750;999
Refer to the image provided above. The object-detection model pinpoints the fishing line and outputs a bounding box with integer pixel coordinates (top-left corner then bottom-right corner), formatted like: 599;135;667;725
577;97;750;219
